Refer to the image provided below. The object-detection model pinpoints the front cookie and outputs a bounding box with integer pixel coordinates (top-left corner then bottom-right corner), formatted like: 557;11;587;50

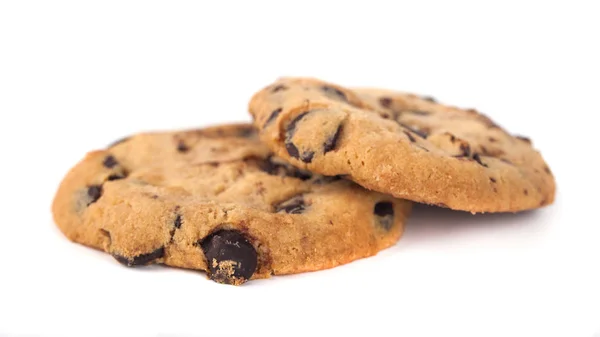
248;77;556;213
52;124;411;285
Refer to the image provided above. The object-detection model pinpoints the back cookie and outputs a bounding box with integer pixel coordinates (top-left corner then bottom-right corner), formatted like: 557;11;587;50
249;77;555;213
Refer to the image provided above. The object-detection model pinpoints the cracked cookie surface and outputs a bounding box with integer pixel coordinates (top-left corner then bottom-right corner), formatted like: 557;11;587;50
52;123;411;285
249;77;556;213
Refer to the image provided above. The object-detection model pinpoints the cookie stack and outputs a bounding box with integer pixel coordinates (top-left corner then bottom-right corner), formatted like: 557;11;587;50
52;77;556;285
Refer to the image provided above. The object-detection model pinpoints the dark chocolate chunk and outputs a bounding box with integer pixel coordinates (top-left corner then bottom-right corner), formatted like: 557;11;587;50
379;97;392;108
113;247;165;267
515;135;532;144
321;85;348;102
176;140;189;153
490;177;497;183
415;144;430;152
174;214;182;229
286;111;309;134
107;173;125;181
408;110;431;116
200;230;257;285
107;136;130;148
169;212;182;241
271;85;288;93
274;195;306;214
480;145;489;155
398;122;428;139
523;189;529;196
373;201;394;230
102;155;118;169
472;153;488;167
86;185;103;206
323;124;342;153
300;151;314;163
479;113;502;129
285;111;314;162
237;126;256;138
285;142;301;160
312;175;343;184
403;130;416;143
259;157;313;181
459;143;471;157
264;108;283;127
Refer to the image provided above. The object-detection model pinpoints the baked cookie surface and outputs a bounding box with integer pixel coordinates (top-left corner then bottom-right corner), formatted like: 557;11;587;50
52;124;411;285
248;77;555;213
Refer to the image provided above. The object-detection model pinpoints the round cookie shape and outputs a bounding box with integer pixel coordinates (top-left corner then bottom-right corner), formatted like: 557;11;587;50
52;124;411;285
248;77;555;213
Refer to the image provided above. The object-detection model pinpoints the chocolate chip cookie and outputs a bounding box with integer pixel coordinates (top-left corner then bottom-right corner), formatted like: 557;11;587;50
51;124;411;285
248;77;555;213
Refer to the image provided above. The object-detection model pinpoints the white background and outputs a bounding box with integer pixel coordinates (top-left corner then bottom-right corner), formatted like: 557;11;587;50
1;1;599;336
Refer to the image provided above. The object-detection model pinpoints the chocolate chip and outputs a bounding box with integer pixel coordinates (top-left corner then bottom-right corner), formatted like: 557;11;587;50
488;137;497;143
415;144;430;152
285;142;301;160
107;136;130;148
264;108;283;127
312;175;343;184
523;189;529;196
169;212;182;241
473;153;488;167
102;155;118;168
480;145;489;156
271;85;288;93
408;110;431;116
398;122;428;139
274;195;306;214
113;247;165;267
177;140;189;153
422;96;437;103
403;130;416;143
455;143;471;157
379;97;392;108
323;124;342;153
321;85;348;102
373;201;394;230
490;177;497;183
544;166;551;174
285;111;314;163
237;126;256;138
479;114;502;129
300;151;314;163
200;230;257;285
174;214;182;229
515;135;532;144
86;185;103;205
259;156;313;181
107;174;125;181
